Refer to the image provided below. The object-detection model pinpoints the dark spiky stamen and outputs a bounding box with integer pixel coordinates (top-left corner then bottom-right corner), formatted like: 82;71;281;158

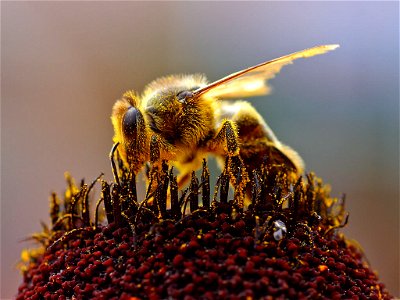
169;169;180;219
101;180;114;224
94;197;104;229
110;142;121;186
68;189;84;230
49;192;60;226
156;162;169;218
201;159;210;208
251;170;262;207
111;184;122;227
219;171;230;204
17;153;393;300
188;171;199;212
82;173;104;227
47;228;89;252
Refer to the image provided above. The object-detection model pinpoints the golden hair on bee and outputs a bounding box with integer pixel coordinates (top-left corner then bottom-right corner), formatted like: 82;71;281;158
111;44;339;197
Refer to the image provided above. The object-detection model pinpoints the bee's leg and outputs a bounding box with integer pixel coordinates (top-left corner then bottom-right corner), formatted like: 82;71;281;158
148;134;176;181
149;135;161;165
148;134;182;210
142;135;164;209
220;101;304;206
207;120;249;208
226;101;304;178
109;142;121;186
209;120;240;156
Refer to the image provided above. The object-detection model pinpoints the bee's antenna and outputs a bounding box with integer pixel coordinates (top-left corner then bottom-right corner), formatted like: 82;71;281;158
110;142;121;186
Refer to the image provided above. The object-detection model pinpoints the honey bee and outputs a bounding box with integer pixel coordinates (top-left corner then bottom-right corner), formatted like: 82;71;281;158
111;45;339;197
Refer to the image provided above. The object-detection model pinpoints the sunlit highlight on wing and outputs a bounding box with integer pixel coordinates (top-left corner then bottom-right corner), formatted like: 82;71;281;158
194;44;339;99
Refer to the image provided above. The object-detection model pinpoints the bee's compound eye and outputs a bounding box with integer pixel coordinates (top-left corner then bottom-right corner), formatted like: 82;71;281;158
123;107;140;139
177;90;194;103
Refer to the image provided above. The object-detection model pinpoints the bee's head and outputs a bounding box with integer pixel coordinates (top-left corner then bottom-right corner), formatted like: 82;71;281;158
112;91;146;144
111;91;149;173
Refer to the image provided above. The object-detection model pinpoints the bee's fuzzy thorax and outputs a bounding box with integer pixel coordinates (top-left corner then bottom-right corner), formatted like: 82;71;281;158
16;158;392;299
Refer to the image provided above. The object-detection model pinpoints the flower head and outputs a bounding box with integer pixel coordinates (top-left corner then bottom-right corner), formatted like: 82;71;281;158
17;157;392;299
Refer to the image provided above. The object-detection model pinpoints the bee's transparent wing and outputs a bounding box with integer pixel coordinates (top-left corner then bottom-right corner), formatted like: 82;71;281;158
193;45;339;99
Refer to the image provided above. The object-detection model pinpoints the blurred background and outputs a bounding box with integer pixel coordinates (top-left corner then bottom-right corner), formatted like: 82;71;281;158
1;2;398;298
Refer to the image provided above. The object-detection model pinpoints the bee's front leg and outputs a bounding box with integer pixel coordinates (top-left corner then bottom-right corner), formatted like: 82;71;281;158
146;135;172;207
148;134;179;165
148;134;178;179
207;120;249;207
149;135;161;165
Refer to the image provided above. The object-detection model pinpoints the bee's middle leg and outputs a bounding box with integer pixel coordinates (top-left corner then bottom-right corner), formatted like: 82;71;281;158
210;120;240;156
207;120;249;206
149;135;194;210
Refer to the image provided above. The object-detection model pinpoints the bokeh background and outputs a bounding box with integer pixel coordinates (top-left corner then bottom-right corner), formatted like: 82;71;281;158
1;2;398;298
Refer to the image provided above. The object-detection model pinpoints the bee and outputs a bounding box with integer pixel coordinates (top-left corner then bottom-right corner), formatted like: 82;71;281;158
111;45;339;198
